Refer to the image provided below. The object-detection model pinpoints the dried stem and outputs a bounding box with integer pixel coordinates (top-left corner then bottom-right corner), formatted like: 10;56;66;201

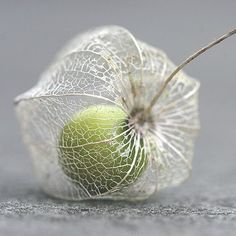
145;28;236;115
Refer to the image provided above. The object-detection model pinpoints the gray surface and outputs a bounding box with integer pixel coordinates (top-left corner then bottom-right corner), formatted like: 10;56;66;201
0;1;236;235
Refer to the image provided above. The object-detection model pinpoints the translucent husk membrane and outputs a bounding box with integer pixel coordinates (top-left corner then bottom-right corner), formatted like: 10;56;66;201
15;26;200;201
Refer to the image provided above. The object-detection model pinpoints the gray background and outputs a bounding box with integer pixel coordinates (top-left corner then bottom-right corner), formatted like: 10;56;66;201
0;1;236;235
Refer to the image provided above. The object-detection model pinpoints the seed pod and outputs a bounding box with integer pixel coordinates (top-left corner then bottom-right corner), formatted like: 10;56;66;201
15;26;235;201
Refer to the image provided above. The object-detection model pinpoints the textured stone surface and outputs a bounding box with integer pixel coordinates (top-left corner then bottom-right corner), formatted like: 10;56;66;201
1;152;236;236
1;1;236;235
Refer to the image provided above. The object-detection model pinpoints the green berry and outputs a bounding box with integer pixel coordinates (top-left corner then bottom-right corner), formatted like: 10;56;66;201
58;105;147;196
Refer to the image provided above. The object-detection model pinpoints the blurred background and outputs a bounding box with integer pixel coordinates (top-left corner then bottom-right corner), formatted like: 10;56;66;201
0;1;235;235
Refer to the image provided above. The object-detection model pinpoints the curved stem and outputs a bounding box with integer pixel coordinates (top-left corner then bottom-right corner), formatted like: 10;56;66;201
145;28;236;115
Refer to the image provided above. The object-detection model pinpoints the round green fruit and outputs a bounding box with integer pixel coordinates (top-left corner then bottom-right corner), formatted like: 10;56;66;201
58;105;147;196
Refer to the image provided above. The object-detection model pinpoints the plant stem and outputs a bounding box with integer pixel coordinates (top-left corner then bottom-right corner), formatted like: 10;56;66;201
145;28;236;115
